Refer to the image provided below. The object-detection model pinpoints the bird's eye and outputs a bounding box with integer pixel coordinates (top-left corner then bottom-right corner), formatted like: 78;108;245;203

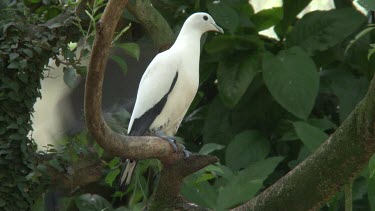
203;15;208;21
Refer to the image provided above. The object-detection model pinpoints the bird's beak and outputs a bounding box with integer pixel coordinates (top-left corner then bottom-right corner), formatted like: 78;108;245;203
212;22;224;34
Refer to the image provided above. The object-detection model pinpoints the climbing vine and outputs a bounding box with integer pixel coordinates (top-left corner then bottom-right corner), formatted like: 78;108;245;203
0;2;77;209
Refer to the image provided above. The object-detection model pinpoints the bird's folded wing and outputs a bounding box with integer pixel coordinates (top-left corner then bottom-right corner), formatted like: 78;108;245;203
128;53;179;135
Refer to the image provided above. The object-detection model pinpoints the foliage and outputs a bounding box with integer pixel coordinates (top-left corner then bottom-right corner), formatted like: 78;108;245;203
0;1;78;209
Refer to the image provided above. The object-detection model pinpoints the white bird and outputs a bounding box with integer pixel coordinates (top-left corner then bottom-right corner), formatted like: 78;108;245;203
119;12;223;190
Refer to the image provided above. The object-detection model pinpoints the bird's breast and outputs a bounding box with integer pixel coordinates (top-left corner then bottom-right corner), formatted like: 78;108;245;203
149;67;199;136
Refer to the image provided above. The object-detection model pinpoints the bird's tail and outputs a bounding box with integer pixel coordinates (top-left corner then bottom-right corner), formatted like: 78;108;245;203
118;159;138;191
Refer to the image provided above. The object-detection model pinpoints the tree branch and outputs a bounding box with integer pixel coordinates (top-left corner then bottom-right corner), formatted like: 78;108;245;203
233;76;375;210
126;0;174;51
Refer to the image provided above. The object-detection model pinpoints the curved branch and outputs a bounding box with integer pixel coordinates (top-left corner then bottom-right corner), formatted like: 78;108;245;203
84;0;182;163
126;0;174;51
233;77;375;210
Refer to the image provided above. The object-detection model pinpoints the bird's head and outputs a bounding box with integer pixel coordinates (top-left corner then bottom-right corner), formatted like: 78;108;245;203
185;12;224;34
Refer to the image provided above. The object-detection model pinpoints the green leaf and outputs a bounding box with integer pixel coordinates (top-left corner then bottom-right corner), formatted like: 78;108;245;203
263;47;319;119
293;121;328;151
205;35;263;55
63;67;79;89
22;49;33;58
199;143;225;155
7;62;19;69
203;97;234;145
226;130;270;171
251;7;283;31
216;157;283;209
286;8;365;55
206;0;239;33
105;169;120;187
181;181;218;209
357;0;375;10
117;43;140;61
75;194;113;211
217;56;259;108
322;68;369;120
9;53;19;61
110;55;128;75
275;0;312;37
48;159;64;172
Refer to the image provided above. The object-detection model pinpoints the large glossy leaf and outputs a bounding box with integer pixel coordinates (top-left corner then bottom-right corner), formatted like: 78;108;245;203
286;8;365;55
216;157;284;210
357;0;375;10
204;35;263;55
293;121;328;151
206;0;239;33
263;47;319;119
226;130;270;170
203;97;234;145
251;7;283;31
275;0;312;37
321;68;369;120
199;143;225;155
217;56;260;108
181;181;218;209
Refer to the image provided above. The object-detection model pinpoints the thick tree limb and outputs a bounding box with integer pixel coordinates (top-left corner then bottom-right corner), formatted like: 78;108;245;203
233;77;375;210
84;0;216;209
126;0;174;51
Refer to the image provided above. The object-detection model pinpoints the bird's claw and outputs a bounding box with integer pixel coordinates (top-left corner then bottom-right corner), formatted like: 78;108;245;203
180;144;191;159
165;137;178;152
154;130;190;157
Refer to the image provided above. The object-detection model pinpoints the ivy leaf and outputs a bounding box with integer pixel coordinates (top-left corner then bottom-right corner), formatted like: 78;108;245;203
117;43;140;61
263;47;319;119
9;53;19;61
63;67;79;89
286;8;365;55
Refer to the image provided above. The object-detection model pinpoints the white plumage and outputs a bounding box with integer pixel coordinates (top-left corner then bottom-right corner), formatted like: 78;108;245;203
119;12;223;189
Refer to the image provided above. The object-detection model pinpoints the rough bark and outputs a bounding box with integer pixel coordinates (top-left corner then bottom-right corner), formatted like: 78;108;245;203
233;77;375;210
84;0;216;209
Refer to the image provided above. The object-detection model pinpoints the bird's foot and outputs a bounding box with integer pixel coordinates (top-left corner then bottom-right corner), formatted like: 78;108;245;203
180;144;191;159
155;130;178;152
155;130;191;159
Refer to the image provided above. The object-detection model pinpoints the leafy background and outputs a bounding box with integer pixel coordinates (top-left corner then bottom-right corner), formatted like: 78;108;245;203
2;0;375;210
